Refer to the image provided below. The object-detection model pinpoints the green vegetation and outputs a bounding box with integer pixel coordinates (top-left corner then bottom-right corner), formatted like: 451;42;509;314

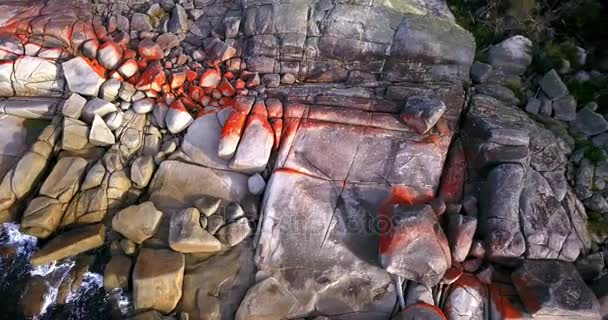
587;211;608;236
566;77;608;111
448;0;498;58
503;78;526;102
575;138;608;164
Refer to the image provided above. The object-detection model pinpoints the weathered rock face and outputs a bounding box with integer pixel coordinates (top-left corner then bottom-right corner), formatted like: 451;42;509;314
133;248;185;313
30;223;105;266
512;260;601;319
248;82;465;318
462;94;591;263
112;201;163;244
380;204;451;287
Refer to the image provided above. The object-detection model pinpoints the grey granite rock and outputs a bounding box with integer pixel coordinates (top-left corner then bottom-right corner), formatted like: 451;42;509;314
400;96;447;134
487;35;533;75
512;260;601;320
571;107;608;137
540;69;569;100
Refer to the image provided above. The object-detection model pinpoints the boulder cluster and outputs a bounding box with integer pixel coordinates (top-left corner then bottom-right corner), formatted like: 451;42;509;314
0;0;606;320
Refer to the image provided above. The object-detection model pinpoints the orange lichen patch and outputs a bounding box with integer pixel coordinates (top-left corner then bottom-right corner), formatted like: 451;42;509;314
81;56;106;78
246;114;274;137
199;68;221;88
188;86;204;102
169;99;188;112
137;59;148;70
221;111;247;138
442;262;463;284
70;20;96;52
438;140;466;204
436;118;451;136
266;100;283;119
123;49;136;59
234;79;245;90
251;100;267;117
136;61;165;92
378;185;434;254
490;284;526;320
422;134;441;145
186;70;198;82
271;119;283;150
224;71;235;80
170;71;186;89
211;88;222;99
218;77;235;96
233;96;254;114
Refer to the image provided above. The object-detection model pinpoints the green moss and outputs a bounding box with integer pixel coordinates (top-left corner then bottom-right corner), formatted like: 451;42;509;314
503;78;526;102
574;138;608;164
448;0;498;56
588;211;608;236
566;77;608;110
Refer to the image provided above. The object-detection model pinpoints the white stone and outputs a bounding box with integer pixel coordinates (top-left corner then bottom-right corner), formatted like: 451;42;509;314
62;57;105;97
104;111;124;131
152;102;168;128
0;61;14;96
99;79;121;102
82;98;117;123
89;115;115;146
133;98;154;114
62;118;89;151
62;93;87;119
165;108;193;134
14;56;64;96
248;173;266;195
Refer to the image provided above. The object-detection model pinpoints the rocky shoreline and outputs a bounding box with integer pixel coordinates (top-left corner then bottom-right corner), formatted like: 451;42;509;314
0;0;606;319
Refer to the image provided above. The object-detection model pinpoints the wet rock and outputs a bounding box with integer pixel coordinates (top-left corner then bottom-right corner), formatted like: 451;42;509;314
133;248;185;313
380;204;451;287
130;156;155;188
30;223;105;266
540;69;569;100
512;260;601;319
571;107;608;137
62;118;89;151
112;202;163;243
447;214;477;262
20;275;51;317
61;93;87;119
216;217;251;247
104;255;132;290
443;273;487;320
400;96;447;134
62;57;105;97
82;98;118;123
89;115;115;146
169;207;223;253
487;35;533;75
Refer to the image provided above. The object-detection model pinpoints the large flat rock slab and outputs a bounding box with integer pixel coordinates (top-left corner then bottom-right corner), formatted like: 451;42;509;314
245;84;465;318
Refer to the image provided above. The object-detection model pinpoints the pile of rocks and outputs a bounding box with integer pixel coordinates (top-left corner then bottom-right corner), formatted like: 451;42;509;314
0;0;606;319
